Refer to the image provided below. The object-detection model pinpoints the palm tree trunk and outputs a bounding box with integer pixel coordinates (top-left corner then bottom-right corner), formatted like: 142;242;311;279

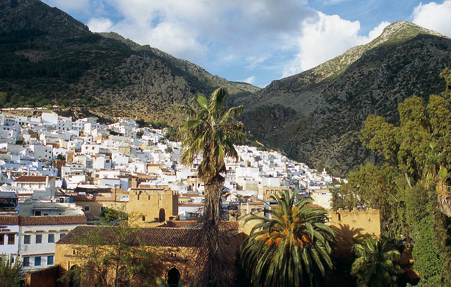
195;179;236;286
203;180;221;226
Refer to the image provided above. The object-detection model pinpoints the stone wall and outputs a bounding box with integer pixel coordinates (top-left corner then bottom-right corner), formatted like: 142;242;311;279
127;187;178;225
329;208;381;257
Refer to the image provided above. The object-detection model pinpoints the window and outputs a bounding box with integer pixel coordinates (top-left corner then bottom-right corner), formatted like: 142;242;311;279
84;206;90;212
35;256;41;266
34;211;41;216
8;234;14;245
23;257;30;267
0;234;4;245
60;233;66;240
48;234;55;243
142;215;145;221
24;235;31;244
47;255;54;265
36;234;42;244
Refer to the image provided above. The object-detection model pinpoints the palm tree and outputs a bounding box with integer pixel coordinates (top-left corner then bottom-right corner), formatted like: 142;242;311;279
351;236;402;287
178;87;245;286
179;87;244;225
240;190;336;287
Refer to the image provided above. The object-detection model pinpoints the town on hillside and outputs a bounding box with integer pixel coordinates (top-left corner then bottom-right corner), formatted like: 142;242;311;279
0;109;380;285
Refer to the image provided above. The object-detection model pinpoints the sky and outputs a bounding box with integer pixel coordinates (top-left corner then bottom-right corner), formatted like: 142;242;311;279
41;0;451;88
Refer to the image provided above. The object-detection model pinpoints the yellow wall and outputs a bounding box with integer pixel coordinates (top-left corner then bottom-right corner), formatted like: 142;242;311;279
56;243;198;287
329;208;381;257
258;186;287;200
127;187;178;225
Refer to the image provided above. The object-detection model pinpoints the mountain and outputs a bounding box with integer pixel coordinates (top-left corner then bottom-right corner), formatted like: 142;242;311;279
0;0;259;123
234;21;451;177
2;1;451;177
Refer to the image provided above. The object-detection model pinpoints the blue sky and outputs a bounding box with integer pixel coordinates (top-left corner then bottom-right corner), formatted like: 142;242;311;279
42;0;451;88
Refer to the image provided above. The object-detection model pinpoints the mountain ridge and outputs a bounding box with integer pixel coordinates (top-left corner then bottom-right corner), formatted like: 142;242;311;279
238;21;451;177
2;1;451;177
0;0;259;123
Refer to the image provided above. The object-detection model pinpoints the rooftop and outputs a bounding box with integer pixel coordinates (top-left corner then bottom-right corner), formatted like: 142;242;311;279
13;175;55;183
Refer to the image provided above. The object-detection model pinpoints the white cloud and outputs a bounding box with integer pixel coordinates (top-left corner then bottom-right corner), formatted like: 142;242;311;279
244;76;256;85
412;0;451;37
282;12;390;77
368;21;391;40
87;17;114;32
80;0;315;73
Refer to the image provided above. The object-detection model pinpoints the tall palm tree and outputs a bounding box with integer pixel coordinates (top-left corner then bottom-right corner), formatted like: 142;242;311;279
178;87;245;286
179;87;244;225
351;236;402;287
240;190;336;287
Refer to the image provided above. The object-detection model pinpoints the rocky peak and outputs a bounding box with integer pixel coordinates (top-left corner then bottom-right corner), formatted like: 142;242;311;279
0;0;89;34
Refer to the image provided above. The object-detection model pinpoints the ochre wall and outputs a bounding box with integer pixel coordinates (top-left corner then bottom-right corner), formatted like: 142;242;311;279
55;243;199;287
258;186;287;200
329;208;381;257
127;187;178;225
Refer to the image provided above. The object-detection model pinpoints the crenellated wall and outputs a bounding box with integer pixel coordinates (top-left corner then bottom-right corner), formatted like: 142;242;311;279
127;187;178;225
329;208;381;257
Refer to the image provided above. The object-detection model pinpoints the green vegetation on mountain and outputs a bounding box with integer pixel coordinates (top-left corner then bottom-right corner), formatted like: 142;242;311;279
0;0;258;123
237;21;451;177
3;1;451;179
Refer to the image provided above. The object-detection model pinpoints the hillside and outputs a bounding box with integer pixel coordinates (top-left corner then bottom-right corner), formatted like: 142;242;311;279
236;21;451;177
0;0;259;123
2;1;451;177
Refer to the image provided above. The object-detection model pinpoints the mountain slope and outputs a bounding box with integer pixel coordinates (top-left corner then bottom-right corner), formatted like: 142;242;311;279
238;22;451;177
0;0;259;122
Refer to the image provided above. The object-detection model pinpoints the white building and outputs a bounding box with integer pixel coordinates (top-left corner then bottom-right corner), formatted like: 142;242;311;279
12;175;56;199
28;144;53;161
18;214;86;271
41;113;58;126
0;215;19;259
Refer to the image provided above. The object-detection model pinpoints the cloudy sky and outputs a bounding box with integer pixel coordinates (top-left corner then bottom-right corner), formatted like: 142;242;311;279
42;0;451;88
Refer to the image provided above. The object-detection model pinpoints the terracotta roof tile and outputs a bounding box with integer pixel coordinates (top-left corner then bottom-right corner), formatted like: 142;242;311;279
18;215;87;226
57;226;203;247
158;220;239;230
0;215;19;225
13;176;55;183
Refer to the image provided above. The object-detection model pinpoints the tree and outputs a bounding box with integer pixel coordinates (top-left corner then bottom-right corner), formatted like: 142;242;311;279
342;70;451;285
0;254;23;287
178;87;244;225
338;163;408;238
351;236;402;287
240;190;336;287
100;206;128;225
62;224;161;287
57;153;66;161
178;87;245;286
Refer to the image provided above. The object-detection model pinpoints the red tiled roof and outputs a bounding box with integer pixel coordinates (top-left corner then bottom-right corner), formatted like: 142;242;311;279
57;226;204;247
13;176;55;183
18;215;87;226
0;215;19;225
159;220;239;230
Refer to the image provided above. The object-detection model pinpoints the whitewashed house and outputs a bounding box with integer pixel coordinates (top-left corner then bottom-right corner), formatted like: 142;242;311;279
0;215;19;260
18;214;86;271
12;175;56;199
